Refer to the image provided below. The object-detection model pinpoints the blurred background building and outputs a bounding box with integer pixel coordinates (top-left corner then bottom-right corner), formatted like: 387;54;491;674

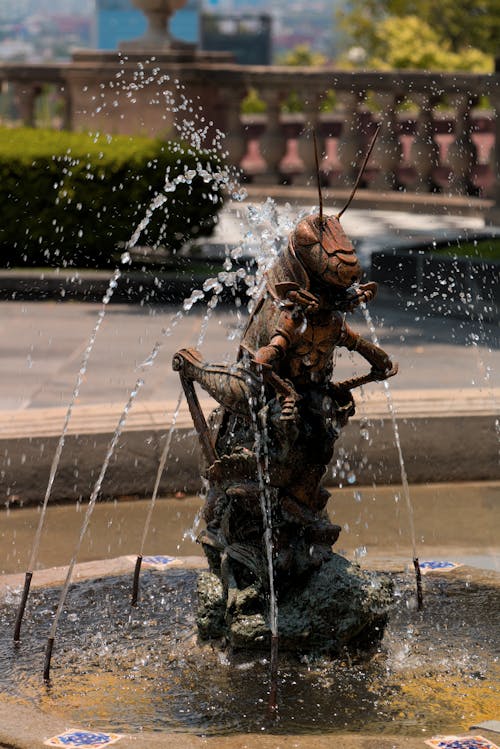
0;0;93;60
200;13;271;65
0;0;340;64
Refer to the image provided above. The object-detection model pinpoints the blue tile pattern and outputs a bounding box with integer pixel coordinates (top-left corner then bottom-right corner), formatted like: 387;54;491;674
45;730;122;748
425;736;500;749
142;555;176;566
419;560;462;574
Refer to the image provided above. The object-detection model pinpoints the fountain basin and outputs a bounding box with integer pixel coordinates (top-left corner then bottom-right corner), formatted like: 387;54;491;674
0;558;498;747
0;483;498;747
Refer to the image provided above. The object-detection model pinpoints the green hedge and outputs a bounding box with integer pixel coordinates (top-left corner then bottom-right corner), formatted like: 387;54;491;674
0;127;224;268
437;238;500;262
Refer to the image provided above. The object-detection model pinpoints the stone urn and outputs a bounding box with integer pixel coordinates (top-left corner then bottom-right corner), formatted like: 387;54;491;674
129;0;189;49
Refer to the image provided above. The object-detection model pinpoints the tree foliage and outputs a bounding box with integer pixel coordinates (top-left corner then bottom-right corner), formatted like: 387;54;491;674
337;0;498;70
368;15;493;72
0;128;223;268
277;44;327;67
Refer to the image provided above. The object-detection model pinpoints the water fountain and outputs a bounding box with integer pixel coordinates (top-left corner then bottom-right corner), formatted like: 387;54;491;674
0;184;499;743
0;9;499;748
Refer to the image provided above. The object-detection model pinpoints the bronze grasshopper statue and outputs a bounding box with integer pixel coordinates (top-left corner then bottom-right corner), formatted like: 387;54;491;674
173;210;396;567
173;134;397;650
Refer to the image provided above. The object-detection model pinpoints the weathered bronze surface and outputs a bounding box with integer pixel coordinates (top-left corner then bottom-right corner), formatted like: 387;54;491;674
173;211;397;652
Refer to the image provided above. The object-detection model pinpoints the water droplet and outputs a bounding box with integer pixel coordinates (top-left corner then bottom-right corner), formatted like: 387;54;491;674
232;188;248;202
183;289;205;311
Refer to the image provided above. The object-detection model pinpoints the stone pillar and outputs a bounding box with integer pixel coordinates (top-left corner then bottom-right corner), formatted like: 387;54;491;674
297;90;323;187
486;57;500;224
446;93;478;195
408;94;440;192
255;86;287;183
217;86;247;169
371;91;403;190
335;91;366;187
13;82;38;127
59;85;72;130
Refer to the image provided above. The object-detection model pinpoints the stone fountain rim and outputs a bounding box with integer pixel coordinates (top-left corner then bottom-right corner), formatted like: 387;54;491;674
1;392;499;507
1;696;478;749
1;551;497;599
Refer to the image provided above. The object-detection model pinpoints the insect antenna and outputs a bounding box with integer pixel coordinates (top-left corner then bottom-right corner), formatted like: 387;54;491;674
336;123;381;219
312;129;324;225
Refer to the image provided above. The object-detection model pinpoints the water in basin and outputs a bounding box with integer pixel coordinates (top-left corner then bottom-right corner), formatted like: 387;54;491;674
0;482;498;737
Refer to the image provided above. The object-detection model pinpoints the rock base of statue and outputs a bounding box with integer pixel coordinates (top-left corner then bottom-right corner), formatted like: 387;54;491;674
188;390;393;654
196;551;393;654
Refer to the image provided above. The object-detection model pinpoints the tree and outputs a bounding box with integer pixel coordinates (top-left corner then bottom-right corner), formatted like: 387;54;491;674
368;15;492;72
394;0;500;55
337;0;499;68
277;44;327;67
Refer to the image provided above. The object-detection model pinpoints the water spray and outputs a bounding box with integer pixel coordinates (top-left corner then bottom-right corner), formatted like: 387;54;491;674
249;370;280;718
14;73;225;641
360;303;423;610
131;389;184;606
43;375;145;682
13;269;121;644
131;298;219;606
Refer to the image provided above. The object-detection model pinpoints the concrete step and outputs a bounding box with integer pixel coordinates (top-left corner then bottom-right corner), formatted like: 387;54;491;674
1;388;498;504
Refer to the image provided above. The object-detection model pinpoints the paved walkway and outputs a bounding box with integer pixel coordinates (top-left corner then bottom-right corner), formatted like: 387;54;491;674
0;204;498;412
1;297;498;412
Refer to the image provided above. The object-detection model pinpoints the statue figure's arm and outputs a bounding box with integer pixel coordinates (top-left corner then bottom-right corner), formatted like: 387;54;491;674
251;308;303;421
340;323;398;380
251;282;318;371
253;308;299;369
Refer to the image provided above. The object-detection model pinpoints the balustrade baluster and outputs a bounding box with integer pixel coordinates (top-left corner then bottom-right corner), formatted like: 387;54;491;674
59;86;72;130
277;114;304;184
218;87;247;172
488;64;500;219
318;113;342;187
408;94;440;192
446;94;478;195
13;82;38;127
335;91;367;188
256;86;287;184
371;91;403;191
297;91;322;187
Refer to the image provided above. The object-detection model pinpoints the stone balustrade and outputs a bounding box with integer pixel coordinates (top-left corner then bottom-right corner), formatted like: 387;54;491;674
0;55;498;215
